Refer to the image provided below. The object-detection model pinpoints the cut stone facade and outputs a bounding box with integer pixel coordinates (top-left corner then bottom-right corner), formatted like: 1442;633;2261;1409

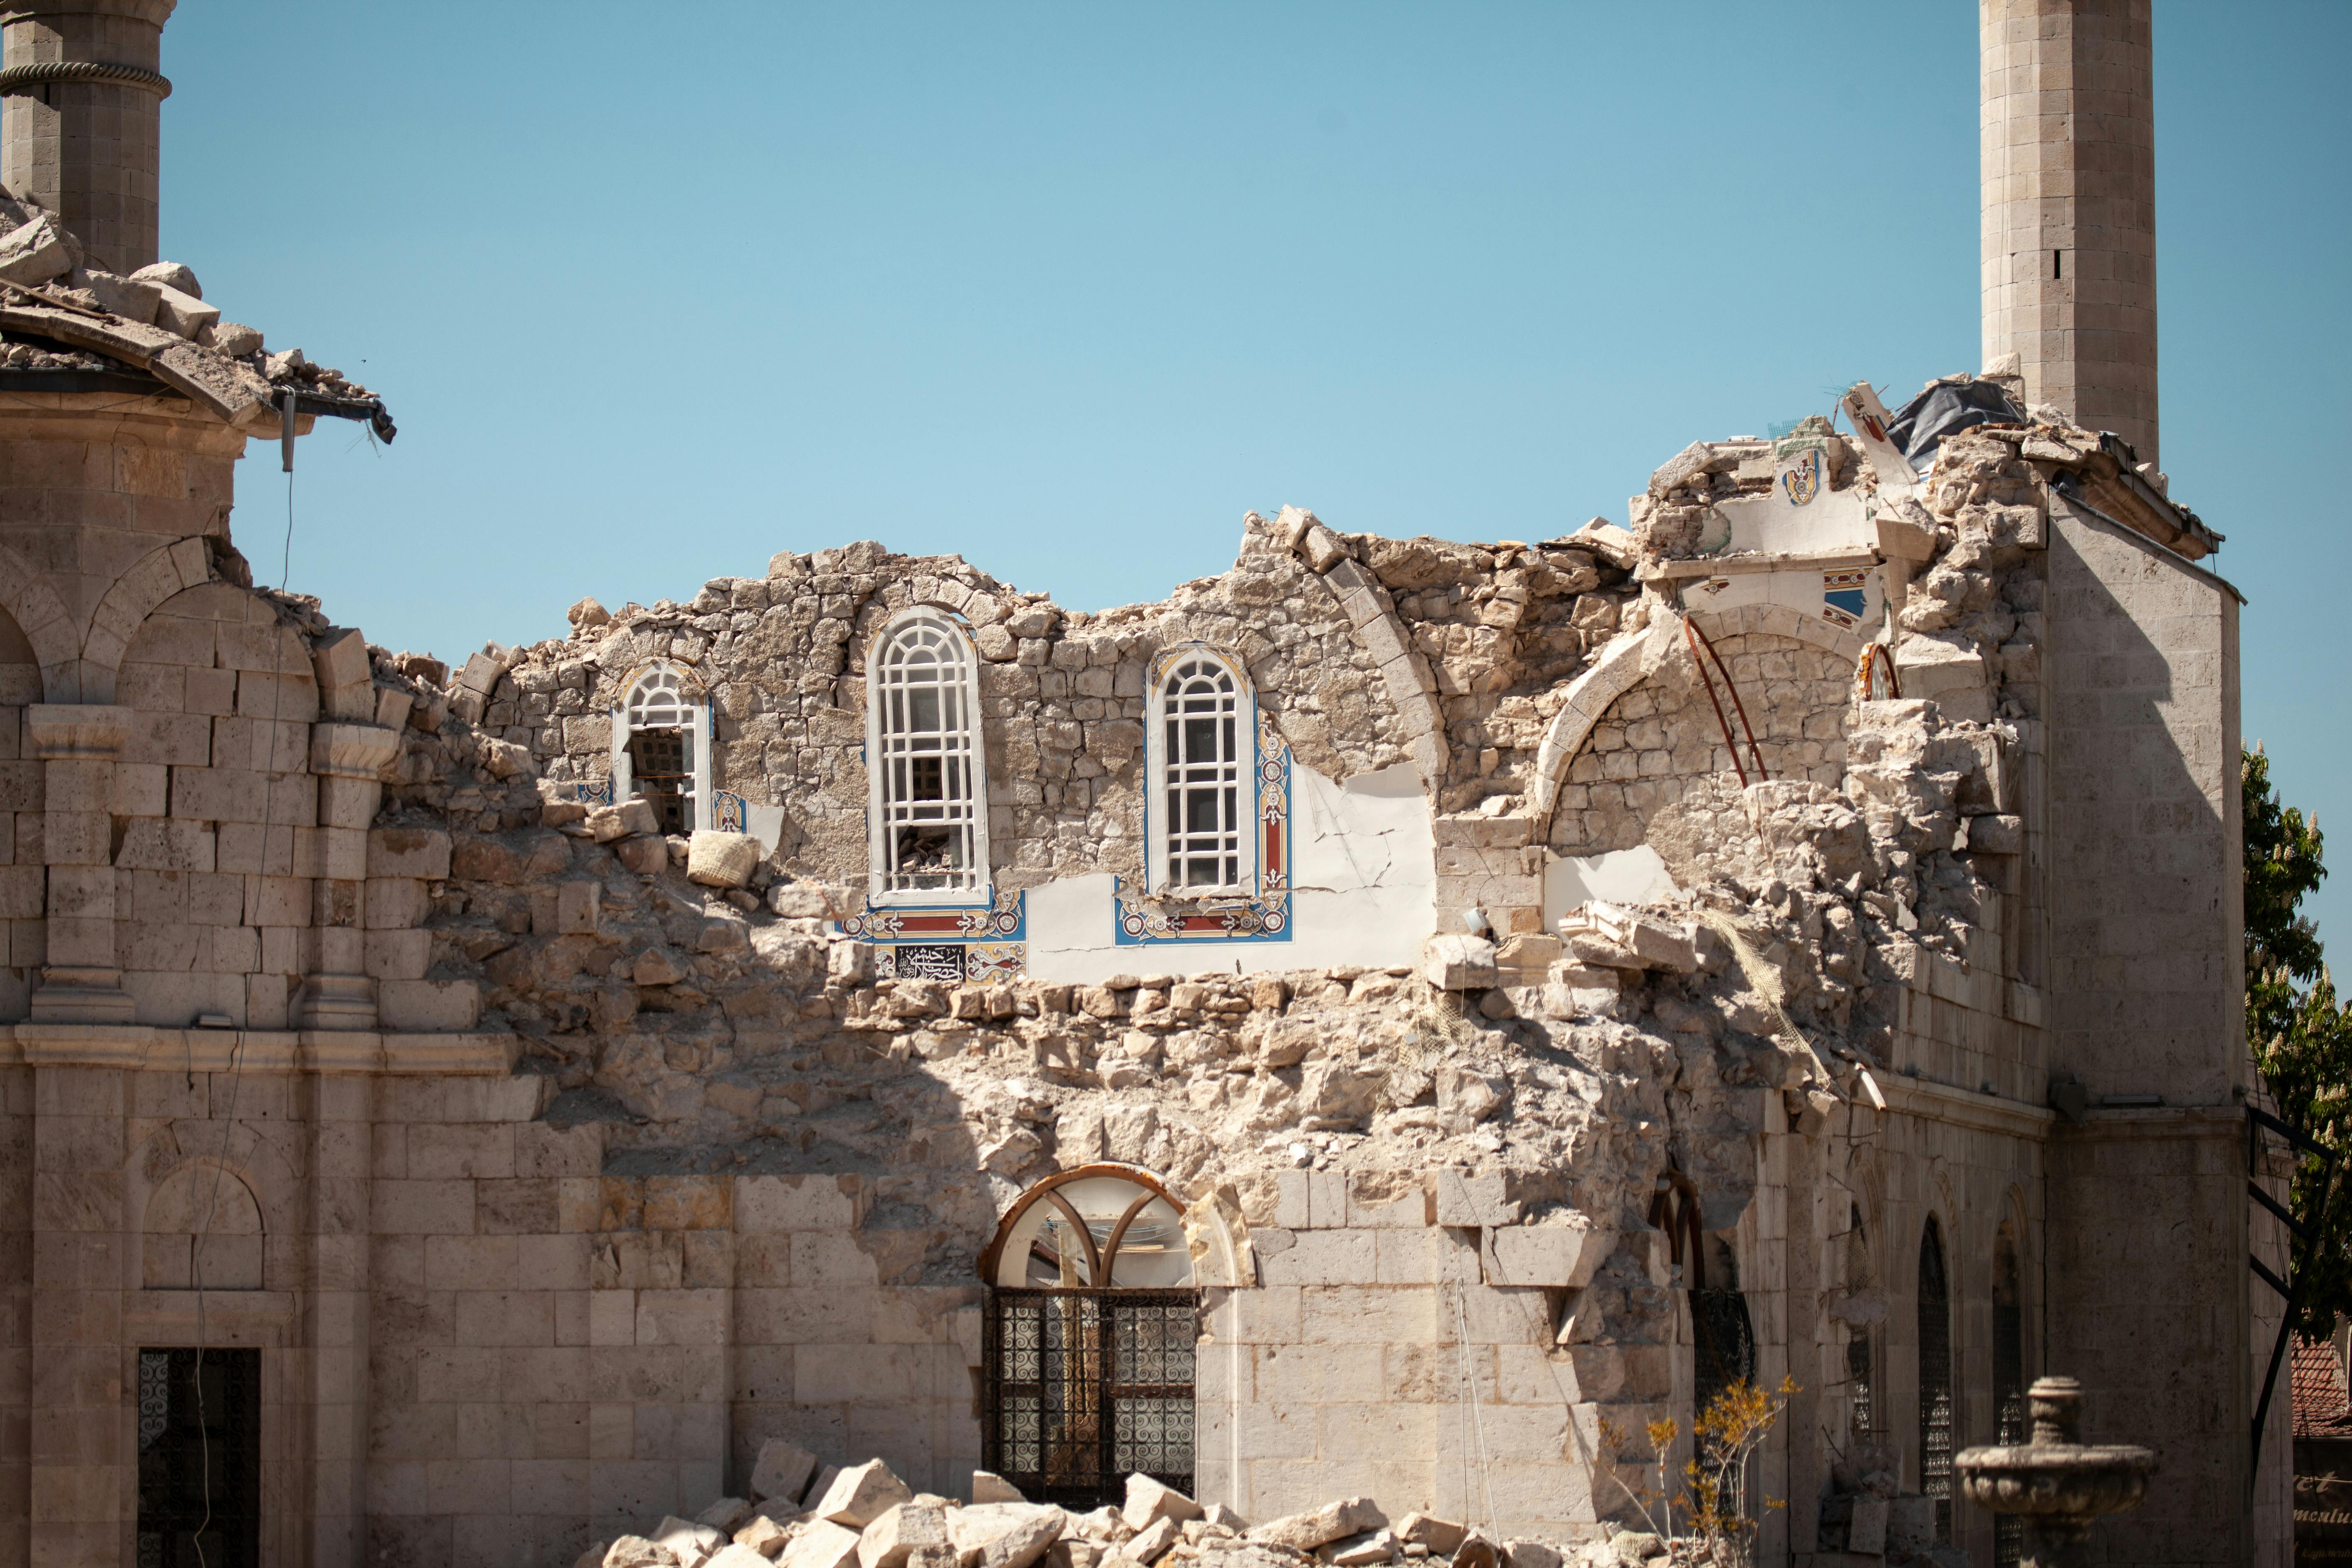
0;4;2294;1568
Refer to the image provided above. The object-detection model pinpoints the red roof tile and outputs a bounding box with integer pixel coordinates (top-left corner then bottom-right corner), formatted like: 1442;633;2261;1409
2292;1334;2352;1439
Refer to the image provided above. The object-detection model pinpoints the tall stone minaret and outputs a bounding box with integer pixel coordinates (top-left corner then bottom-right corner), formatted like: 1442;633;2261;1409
0;0;175;275
1980;0;2158;465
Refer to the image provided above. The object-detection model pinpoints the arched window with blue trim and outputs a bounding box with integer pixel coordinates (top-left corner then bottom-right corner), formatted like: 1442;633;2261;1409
866;608;990;904
1148;647;1254;893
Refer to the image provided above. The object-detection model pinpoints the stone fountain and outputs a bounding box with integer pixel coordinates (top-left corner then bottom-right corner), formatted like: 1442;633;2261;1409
1955;1376;2157;1567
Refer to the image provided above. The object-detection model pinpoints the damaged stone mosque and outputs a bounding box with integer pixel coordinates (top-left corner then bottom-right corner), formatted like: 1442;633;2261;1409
0;1;2290;1566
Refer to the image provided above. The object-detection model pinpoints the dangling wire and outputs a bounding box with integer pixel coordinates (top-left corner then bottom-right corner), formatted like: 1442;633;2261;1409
187;389;302;1568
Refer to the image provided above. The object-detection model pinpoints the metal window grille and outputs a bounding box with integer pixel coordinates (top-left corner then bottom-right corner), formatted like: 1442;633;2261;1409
1992;1242;2026;1568
1159;658;1243;889
874;616;985;897
137;1346;261;1568
1847;1331;1875;1444
983;1288;1197;1509
1918;1219;1954;1542
1845;1205;1875;1445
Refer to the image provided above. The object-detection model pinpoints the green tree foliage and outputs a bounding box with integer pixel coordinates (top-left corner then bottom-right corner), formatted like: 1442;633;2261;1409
2244;745;2352;1333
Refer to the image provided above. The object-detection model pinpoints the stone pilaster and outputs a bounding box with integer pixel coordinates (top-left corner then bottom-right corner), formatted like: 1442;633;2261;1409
296;722;400;1031
26;704;131;1024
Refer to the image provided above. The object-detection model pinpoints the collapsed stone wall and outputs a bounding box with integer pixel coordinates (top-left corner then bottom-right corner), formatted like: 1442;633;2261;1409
1344;529;1646;815
444;516;1413;903
1545;630;1853;859
322;383;2188;1537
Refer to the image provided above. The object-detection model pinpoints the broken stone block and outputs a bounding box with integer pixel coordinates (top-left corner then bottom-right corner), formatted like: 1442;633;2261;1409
1483;1222;1607;1288
816;1460;916;1529
605;1540;681;1568
786;1521;866;1568
1423;933;1498;991
689;830;761;888
701;1500;757;1534
1248;1499;1385;1553
79;267;160;322
619;834;670;874
570;596;612;628
1499;1544;1556;1568
1318;1531;1395;1566
0;214;70;285
710;1549;780;1568
1044;1543;1100;1568
735;1516;793;1560
1436;1064;1506;1123
970;1471;1025;1504
956;1506;1067;1568
589;797;660;841
1560;518;1640;571
753;1438;823;1503
1121;1475;1202;1531
131;259;202;297
1125;1518;1179;1565
1063;1506;1127;1543
1393;1517;1464;1557
1444;1537;1497;1568
655;1519;728;1568
1846;1496;1888;1554
1961;812;2023;854
860;1501;952;1568
150;281;219;339
208;320;263;356
1201;1505;1246;1533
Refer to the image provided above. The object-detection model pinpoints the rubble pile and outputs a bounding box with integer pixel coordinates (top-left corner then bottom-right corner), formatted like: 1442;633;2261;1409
0;192;392;434
586;1449;1571;1568
296;367;2193;1542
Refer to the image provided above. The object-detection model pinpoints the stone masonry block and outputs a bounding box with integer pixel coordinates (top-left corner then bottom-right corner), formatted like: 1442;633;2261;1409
1257;1228;1375;1287
380;979;479;1032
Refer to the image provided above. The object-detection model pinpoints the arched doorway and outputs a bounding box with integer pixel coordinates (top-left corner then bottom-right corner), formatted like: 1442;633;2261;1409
1991;1225;2026;1568
978;1167;1199;1507
1651;1174;1755;1445
1917;1215;1954;1542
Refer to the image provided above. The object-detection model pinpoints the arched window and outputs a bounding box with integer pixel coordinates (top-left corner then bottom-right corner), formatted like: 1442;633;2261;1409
612;662;710;835
867;610;990;904
979;1168;1197;1509
1992;1225;2026;1568
1918;1215;1954;1542
1846;1204;1877;1445
1149;648;1253;892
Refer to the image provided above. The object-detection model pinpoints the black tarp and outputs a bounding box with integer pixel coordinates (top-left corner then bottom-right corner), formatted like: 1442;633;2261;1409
1883;379;2028;472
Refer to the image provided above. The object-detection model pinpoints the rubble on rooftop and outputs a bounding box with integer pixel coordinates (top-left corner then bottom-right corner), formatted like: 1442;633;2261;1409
0;188;394;438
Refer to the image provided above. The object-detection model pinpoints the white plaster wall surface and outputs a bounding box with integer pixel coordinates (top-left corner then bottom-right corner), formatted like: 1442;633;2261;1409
1024;761;1433;983
1541;845;1680;931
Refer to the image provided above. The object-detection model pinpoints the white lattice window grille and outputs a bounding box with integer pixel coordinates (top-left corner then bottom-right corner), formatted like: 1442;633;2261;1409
610;663;711;835
1149;650;1254;894
867;610;990;905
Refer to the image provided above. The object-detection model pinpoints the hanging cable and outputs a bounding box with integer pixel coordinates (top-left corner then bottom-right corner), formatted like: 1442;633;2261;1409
186;388;302;1568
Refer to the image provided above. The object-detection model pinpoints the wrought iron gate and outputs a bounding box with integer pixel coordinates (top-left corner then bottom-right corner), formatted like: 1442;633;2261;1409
137;1346;262;1568
983;1288;1197;1508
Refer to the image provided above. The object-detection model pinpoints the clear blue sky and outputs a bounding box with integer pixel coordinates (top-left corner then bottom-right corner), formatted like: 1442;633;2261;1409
161;3;2352;946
